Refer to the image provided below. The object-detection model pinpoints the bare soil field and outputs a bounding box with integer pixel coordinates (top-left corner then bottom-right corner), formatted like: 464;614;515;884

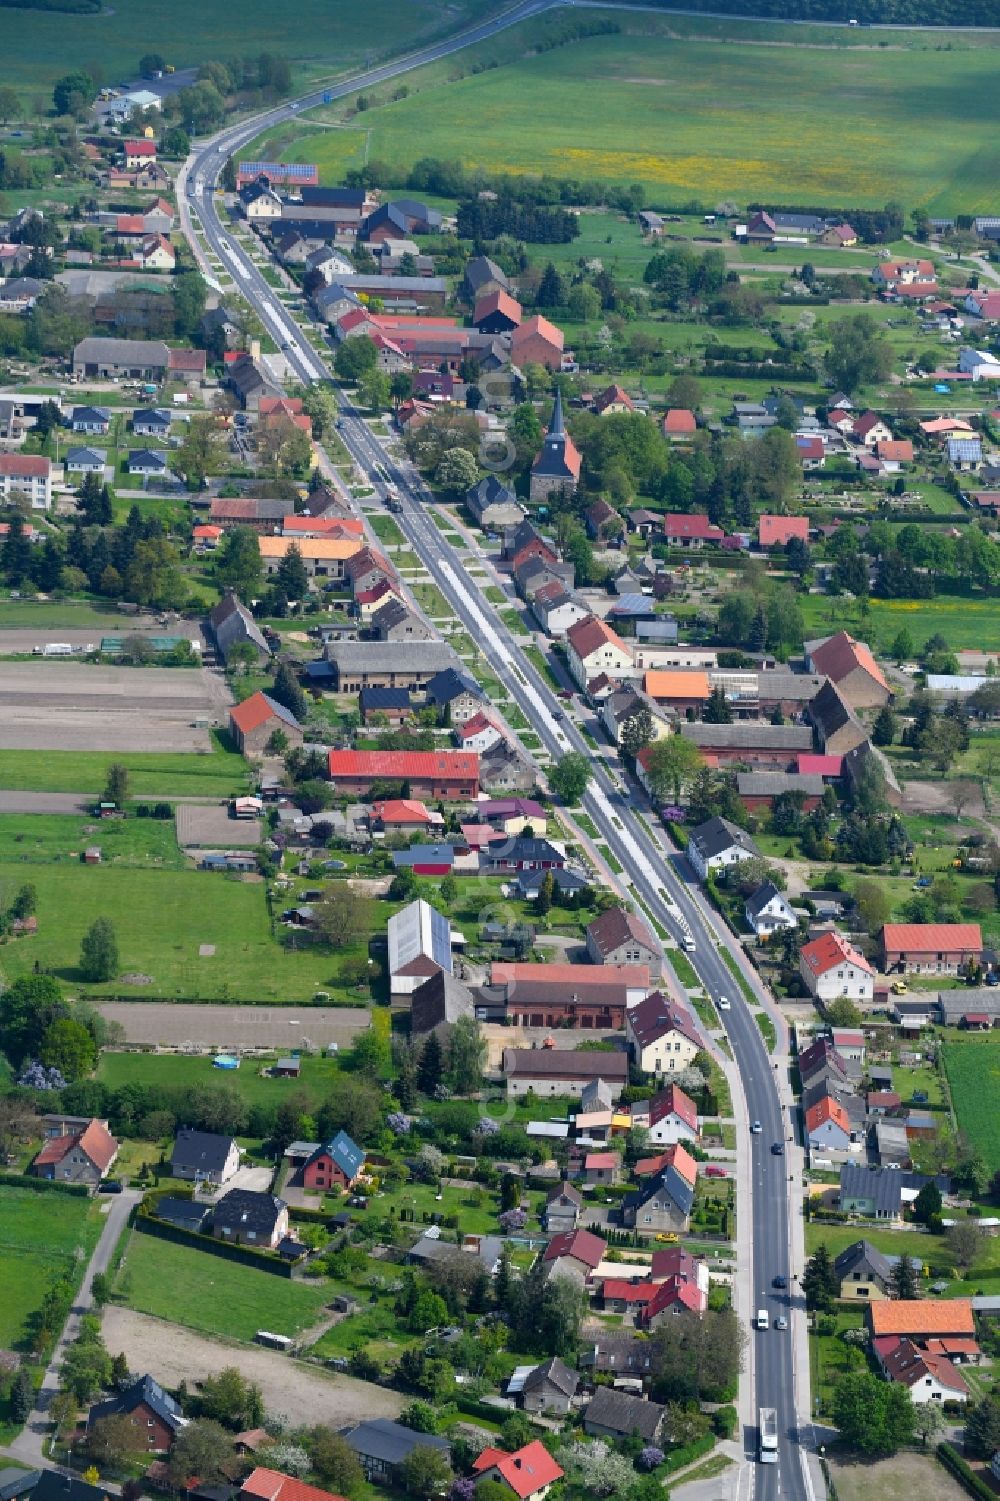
96;1002;371;1048
176;803;262;847
101;1308;404;1426
0;662;226;751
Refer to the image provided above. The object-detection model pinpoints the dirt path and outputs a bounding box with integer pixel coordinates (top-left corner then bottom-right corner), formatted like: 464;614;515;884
101;1308;405;1426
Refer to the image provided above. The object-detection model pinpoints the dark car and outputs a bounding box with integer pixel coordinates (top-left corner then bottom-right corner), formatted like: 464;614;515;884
552;710;563;721
773;1274;788;1290
99;1179;123;1194
771;1142;785;1156
912;1091;929;1104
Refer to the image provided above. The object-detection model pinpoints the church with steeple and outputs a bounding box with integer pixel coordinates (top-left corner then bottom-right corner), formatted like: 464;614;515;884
529;389;582;502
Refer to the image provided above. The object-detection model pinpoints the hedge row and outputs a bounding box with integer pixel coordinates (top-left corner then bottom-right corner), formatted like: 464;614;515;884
1;1171;90;1198
937;1443;997;1501
660;1433;716;1476
135;1208;294;1278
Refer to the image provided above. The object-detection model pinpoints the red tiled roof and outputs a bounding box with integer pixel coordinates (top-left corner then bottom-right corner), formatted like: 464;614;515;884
124;139;156;156
805;1096;850;1135
371;799;434;825
801;931;873;979
491;961;649;991
647;1083;698;1133
797;754;842;777
881;923;982;955
473;289;522;325
593;384;635;414
809;631;889;694
328;750;478;781
585;1152;619;1170
0;454;49;477
663;408;697;434
663;512;724;541
870;1299;974;1337
241;1469;346;1501
472;1443;564;1501
34;1119;117;1172
566;613;628;663
115;215;146;235
634;1144;698;1184
876;440;914;463
643;1274;706;1319
511;314;564;352
168;348;207;373
230;692;284;735
627;991;701;1051
759;515;809;547
600;1278;655;1303
541;1228;607;1270
588;905;655;958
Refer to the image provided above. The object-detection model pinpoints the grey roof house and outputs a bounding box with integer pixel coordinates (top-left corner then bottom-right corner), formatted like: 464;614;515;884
344;1420;450;1482
170;1129;241;1186
584;1387;665;1442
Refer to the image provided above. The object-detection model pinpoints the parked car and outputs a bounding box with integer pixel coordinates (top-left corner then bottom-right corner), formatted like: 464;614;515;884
705;1165;728;1178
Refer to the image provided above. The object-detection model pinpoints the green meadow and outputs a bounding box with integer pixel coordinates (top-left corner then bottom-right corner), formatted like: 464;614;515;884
0;0;492;95
0;1185;101;1349
262;12;1000;213
0;862;348;1001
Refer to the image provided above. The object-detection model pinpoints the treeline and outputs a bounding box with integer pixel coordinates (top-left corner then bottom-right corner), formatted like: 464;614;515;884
637;0;1000;24
0;503;189;611
456;195;580;244
346;155;648;216
703;359;816;381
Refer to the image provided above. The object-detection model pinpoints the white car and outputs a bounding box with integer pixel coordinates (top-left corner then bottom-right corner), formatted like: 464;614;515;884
718;996;731;1011
750;1121;763;1134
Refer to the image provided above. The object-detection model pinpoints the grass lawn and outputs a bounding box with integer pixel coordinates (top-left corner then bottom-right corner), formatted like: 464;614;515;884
0;812;184;870
96;1051;348;1109
116;1229;329;1342
805;1222;953;1277
368;516;405;546
0;1185;102;1348
942;1041;1000;1173
262;11;1000;213
410;583;450;618
0;863;348;1001
0;599;139;630
808;1306;867;1416
0;742;248;799
798;589;1000;655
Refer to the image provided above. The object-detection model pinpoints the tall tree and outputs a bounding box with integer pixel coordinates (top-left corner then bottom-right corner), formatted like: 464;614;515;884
890;1254;920;1300
216;525;263;599
79;918;119;983
418;1032;443;1096
548;752;592;805
643;735;701;802
446;1016;486;1095
271;662;307;722
832;1371;913;1457
802;1243;837;1311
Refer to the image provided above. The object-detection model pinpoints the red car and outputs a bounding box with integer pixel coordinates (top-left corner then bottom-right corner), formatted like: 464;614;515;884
705;1165;728;1178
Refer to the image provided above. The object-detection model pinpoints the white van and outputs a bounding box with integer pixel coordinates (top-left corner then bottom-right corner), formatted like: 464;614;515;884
757;1309;769;1330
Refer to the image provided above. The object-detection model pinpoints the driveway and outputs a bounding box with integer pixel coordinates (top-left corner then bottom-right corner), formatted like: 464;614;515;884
202;1165;273;1197
7;1188;140;1467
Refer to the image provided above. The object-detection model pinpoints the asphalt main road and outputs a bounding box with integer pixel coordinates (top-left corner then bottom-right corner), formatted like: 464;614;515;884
178;20;813;1495
333;416;809;1501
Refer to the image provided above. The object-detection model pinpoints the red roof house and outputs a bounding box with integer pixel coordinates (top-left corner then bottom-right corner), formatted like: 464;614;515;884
327;749;479;799
663;408;697;437
879;923;982;976
541;1228;607;1277
32;1119;118;1185
663;513;724;548
759;514;809;548
473;1443;564;1501
241;1470;346;1501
